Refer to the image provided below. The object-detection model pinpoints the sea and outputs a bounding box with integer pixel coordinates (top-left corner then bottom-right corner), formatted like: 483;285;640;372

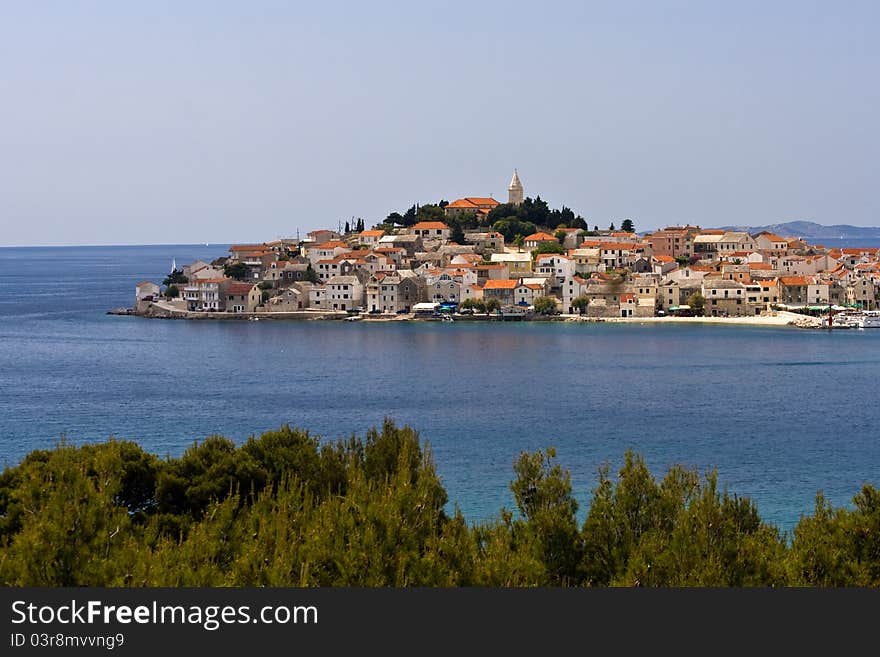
2;243;880;533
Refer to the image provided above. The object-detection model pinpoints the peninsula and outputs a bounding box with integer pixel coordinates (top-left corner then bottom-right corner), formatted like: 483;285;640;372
124;171;879;328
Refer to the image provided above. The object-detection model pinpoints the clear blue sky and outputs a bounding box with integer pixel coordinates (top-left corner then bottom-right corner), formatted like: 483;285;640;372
2;1;878;246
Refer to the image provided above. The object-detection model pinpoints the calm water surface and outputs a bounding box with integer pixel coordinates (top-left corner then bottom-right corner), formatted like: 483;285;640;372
1;244;879;532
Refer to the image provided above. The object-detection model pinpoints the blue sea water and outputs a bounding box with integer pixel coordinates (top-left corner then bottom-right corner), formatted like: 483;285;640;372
1;244;879;533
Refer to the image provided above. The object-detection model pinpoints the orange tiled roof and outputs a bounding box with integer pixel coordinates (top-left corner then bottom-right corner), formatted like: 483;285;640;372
360;230;384;237
312;241;349;249
524;232;557;242
482;279;519;289
780;276;811;286
653;255;675;263
412;221;449;230
447;197;500;209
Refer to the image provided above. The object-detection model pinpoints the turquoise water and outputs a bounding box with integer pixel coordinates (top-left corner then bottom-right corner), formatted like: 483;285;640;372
1;244;879;532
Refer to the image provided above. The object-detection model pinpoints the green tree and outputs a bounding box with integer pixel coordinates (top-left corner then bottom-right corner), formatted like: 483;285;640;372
531;241;565;259
460;298;486;313
493;219;537;243
305;264;320;284
548;206;576;229
417;204;446;223
165;284;180;299
572;295;589;314
450;222;465;244
554;230;568;244
532;296;559;315
513;234;525;251
569;215;588;231
163;269;187;286
486;202;521;226
484;297;501;313
520;196;551;227
620;219;635;233
686;292;706;315
402;205;418;227
509;449;582;584
224;262;248;281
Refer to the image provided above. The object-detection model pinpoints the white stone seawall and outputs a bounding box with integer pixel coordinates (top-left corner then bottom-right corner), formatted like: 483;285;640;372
117;303;825;328
571;310;823;328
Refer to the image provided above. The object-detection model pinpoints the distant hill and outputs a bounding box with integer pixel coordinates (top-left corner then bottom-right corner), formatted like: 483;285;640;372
715;221;880;240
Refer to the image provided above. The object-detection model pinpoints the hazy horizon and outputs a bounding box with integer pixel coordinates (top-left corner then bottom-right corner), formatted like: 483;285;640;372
2;1;878;247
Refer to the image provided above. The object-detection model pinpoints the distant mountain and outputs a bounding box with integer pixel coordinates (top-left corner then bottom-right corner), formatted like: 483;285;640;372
715;221;880;239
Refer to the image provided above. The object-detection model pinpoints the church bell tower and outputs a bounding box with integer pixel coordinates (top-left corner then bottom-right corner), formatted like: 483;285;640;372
508;170;523;206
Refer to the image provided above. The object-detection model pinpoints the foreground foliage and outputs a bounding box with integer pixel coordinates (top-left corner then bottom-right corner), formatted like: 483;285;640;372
0;421;877;586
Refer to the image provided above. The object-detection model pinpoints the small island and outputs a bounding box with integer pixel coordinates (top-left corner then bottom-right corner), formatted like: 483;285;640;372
121;171;879;330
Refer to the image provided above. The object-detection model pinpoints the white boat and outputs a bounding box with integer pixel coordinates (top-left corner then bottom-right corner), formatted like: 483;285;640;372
854;311;880;328
830;310;880;328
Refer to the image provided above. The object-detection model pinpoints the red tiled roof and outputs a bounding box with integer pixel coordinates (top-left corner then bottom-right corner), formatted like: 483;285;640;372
225;282;255;295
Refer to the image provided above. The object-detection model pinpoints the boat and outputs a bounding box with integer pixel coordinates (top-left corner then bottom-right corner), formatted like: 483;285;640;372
440;314;454;322
853;310;880;328
830;310;880;329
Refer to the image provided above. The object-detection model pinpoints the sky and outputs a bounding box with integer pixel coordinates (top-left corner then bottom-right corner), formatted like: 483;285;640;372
1;1;878;246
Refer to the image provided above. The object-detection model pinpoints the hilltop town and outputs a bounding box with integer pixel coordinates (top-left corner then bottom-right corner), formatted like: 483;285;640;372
131;171;880;323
